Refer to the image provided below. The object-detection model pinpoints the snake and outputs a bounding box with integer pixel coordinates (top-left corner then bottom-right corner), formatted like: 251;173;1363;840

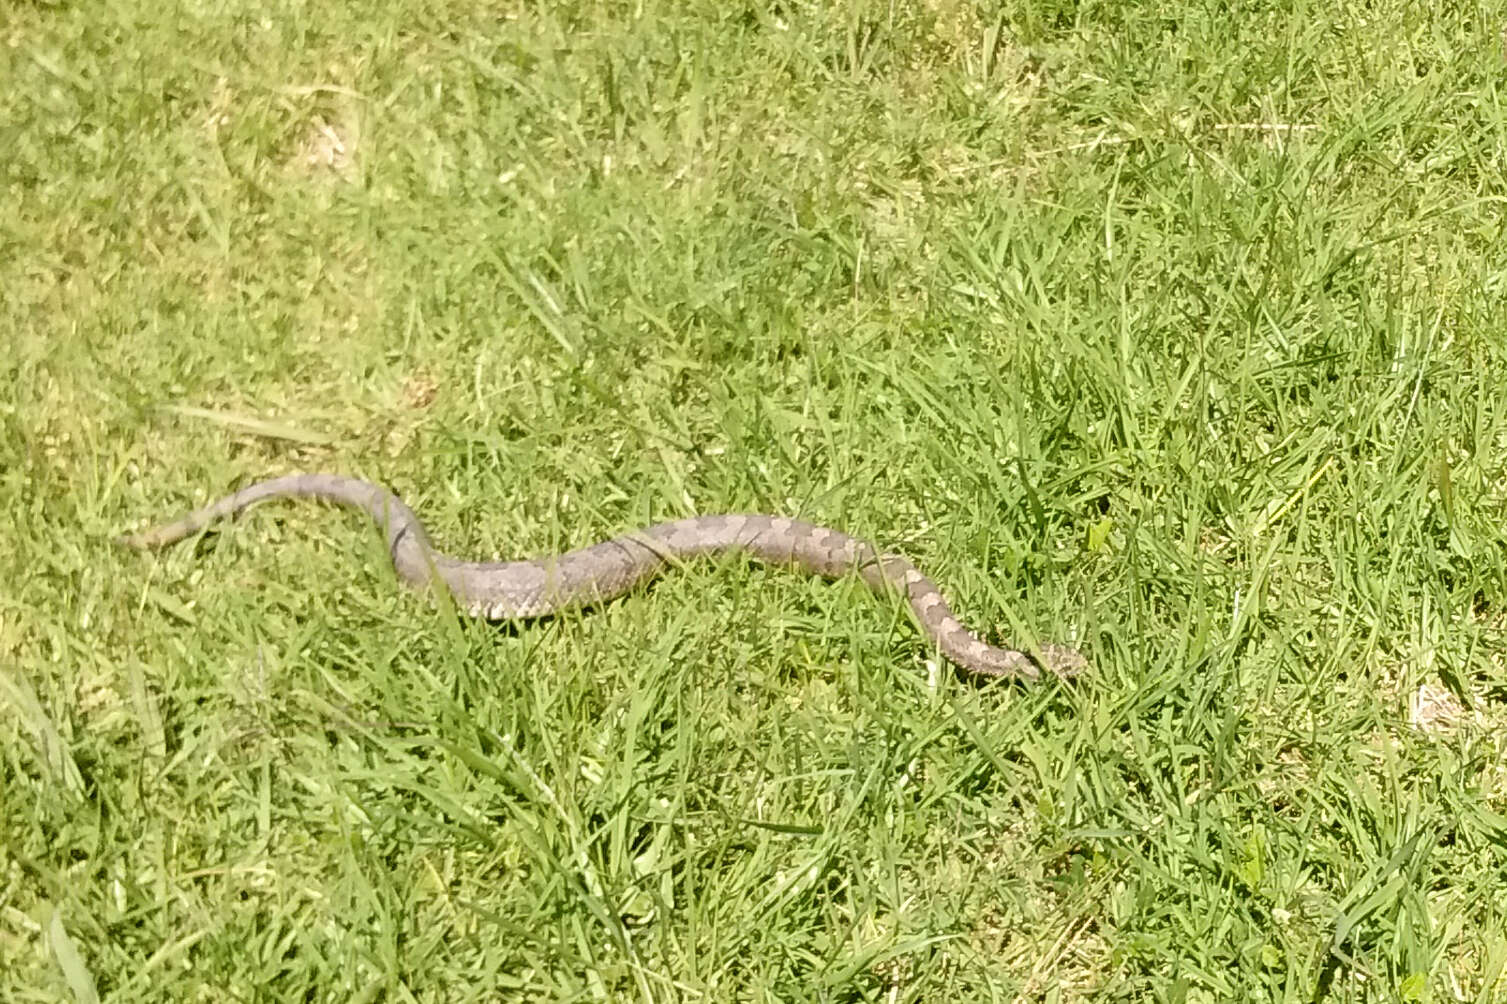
118;473;1087;680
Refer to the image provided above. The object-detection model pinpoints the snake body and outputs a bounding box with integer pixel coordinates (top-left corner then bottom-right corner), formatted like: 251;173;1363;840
119;473;1085;680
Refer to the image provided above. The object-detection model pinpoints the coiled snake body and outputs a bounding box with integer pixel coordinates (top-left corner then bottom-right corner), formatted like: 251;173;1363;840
119;473;1085;680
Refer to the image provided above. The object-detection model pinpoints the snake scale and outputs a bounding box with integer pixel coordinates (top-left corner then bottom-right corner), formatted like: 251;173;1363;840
119;473;1086;680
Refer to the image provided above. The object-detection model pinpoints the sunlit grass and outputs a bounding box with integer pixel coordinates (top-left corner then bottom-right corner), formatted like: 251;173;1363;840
5;1;1507;999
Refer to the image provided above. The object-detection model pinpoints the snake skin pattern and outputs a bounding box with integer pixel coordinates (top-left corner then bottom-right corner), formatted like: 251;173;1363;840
119;473;1086;680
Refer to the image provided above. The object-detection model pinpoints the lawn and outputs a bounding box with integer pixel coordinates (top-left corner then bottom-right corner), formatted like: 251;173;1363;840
5;0;1507;999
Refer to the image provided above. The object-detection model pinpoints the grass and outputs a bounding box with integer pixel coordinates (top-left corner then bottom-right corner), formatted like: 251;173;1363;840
4;0;1507;999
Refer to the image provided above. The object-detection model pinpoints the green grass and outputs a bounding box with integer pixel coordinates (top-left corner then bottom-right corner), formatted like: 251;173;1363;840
5;0;1507;999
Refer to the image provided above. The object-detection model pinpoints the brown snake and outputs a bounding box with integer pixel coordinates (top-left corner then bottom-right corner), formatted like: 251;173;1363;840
118;473;1086;680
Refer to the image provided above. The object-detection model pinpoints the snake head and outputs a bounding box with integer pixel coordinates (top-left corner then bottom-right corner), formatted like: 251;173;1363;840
1035;642;1090;679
